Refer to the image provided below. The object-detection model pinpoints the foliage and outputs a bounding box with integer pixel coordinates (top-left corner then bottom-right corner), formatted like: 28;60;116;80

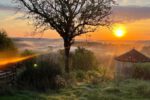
132;63;150;80
71;47;99;71
86;70;102;84
17;49;100;91
75;70;86;82
59;47;99;71
21;49;35;56
0;30;18;58
0;30;16;51
17;58;65;92
58;47;102;84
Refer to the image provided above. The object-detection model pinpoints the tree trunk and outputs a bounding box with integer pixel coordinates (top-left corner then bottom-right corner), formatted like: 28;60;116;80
64;40;71;73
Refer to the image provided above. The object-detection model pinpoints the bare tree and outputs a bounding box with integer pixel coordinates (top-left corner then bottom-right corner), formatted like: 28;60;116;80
15;0;115;73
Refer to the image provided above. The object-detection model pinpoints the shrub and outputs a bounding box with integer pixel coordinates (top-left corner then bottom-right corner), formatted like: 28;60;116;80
132;63;150;80
58;47;100;83
58;47;99;71
71;47;99;71
0;30;18;58
17;57;65;92
21;49;35;56
86;70;102;84
75;70;86;82
0;30;16;51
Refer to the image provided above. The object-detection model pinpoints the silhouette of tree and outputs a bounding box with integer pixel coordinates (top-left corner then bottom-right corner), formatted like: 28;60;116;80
16;0;115;73
0;30;16;51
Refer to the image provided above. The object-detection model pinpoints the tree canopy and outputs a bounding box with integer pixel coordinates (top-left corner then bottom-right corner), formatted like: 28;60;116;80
17;0;114;39
0;31;16;51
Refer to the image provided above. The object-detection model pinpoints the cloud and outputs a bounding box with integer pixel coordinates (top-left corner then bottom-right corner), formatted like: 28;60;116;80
112;6;150;23
117;0;150;6
0;4;17;11
0;4;26;21
1;2;150;24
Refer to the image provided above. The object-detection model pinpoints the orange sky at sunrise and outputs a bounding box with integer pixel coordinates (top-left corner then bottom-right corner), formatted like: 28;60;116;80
0;0;150;41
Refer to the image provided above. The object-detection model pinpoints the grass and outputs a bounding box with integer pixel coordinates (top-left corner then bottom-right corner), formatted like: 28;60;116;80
0;91;44;100
0;79;150;100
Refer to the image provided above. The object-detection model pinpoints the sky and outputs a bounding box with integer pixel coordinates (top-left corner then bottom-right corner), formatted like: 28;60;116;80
0;0;150;40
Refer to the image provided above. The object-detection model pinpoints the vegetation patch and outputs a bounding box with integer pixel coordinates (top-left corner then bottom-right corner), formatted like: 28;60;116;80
17;58;65;92
132;63;150;80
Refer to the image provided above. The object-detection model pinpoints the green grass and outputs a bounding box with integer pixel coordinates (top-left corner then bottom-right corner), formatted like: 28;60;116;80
0;79;150;100
0;91;44;100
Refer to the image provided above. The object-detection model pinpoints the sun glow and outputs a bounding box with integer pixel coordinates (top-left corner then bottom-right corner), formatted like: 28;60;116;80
115;29;124;37
113;24;126;38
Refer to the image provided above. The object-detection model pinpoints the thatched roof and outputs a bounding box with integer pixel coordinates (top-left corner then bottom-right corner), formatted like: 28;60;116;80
115;49;150;63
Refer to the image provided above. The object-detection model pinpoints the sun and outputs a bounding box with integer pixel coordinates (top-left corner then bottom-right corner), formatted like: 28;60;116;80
113;24;126;38
115;28;125;37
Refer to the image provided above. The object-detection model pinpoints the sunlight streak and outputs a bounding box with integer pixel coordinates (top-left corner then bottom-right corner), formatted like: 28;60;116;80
0;55;37;69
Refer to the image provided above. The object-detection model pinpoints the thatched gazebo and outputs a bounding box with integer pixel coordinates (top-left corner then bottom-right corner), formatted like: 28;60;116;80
115;49;150;79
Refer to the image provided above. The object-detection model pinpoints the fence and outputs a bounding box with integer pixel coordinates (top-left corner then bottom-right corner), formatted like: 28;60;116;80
0;67;16;85
0;55;38;85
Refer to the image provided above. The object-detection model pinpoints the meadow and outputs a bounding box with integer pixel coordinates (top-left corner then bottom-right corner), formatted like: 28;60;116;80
0;79;150;100
0;37;150;100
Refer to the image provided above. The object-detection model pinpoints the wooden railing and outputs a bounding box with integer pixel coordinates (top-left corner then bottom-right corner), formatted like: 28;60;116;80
0;55;38;85
0;67;16;85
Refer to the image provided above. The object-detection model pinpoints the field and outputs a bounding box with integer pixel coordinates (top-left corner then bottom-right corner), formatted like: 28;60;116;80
0;79;150;100
0;38;150;100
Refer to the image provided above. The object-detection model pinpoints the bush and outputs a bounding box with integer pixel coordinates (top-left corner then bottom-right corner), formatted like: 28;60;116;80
0;30;17;51
17;57;65;92
71;47;99;71
0;30;18;57
75;70;86;82
21;49;35;56
58;47;99;71
132;63;150;80
86;70;102;84
58;47;100;83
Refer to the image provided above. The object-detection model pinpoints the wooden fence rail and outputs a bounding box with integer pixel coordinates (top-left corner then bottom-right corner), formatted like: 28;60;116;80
0;67;16;85
0;55;38;85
